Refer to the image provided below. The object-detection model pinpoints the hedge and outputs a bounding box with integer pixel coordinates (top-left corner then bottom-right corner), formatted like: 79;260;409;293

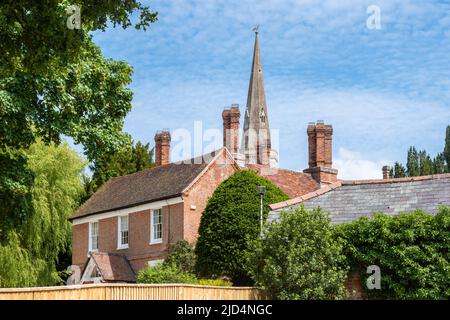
195;170;289;285
335;206;450;299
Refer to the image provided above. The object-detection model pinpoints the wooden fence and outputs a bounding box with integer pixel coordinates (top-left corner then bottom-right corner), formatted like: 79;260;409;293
0;283;265;300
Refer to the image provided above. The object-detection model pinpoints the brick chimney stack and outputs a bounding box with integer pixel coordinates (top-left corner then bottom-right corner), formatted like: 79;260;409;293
382;166;392;180
222;105;240;156
154;130;171;166
303;121;338;185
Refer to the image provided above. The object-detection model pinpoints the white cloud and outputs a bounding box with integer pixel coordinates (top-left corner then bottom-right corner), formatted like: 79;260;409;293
334;147;389;180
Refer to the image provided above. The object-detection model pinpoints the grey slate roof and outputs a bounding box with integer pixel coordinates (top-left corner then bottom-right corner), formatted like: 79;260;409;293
71;150;223;220
269;174;450;224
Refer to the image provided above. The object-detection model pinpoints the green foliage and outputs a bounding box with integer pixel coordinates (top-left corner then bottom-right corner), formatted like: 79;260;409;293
0;0;158;287
0;140;85;287
394;126;450;177
0;232;47;288
24;140;85;268
136;263;233;286
445;125;450;172
0;150;33;243
84;137;155;198
164;241;197;274
195;170;289;285
391;162;406;178
0;1;157;77
335;207;450;299
433;153;447;174
136;263;197;284
193;279;233;287
245;206;348;300
406;147;420;177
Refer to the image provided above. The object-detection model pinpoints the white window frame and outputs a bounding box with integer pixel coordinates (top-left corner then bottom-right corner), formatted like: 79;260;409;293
117;215;129;249
88;221;99;254
150;209;163;244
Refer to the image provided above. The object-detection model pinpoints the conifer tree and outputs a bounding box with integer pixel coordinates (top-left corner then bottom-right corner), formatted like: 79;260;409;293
406;147;420;177
444;125;450;172
433;153;446;174
392;162;407;178
418;150;434;176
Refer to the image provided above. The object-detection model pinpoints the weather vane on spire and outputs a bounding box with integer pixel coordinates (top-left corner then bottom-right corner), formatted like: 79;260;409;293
253;24;259;33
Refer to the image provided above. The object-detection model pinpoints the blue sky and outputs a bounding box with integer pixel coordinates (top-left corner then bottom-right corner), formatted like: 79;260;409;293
85;0;450;179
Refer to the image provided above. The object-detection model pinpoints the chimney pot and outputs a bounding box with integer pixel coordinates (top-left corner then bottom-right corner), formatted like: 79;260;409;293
303;121;337;184
222;105;240;156
382;165;392;179
154;130;171;166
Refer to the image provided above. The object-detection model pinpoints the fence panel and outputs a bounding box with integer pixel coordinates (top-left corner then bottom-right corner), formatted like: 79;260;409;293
0;284;265;300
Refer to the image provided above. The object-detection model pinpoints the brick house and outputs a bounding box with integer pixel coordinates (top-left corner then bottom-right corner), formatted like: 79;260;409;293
70;31;338;282
70;146;239;282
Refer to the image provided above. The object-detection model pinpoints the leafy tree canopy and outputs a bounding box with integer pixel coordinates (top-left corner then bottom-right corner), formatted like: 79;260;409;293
0;0;157;238
246;206;348;300
392;126;450;177
0;140;85;287
1;1;157;158
84;136;155;199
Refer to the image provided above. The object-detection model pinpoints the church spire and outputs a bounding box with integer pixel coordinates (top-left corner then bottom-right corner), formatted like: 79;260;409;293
241;29;274;166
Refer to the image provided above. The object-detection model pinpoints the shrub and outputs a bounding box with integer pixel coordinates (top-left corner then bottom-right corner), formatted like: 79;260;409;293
245;206;348;300
335;206;450;299
193;279;233;287
195;170;289;285
136;263;196;284
164;240;196;274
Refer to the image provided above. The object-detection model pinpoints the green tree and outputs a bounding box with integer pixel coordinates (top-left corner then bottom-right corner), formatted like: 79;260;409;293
164;241;197;274
391;162;406;178
84;137;155;198
0;150;34;242
393;125;450;177
246;206;348;300
418;150;434;176
195;170;289;285
433;153;446;174
444;125;450;172
406;147;420;177
0;140;85;287
0;1;157;238
1;0;157;158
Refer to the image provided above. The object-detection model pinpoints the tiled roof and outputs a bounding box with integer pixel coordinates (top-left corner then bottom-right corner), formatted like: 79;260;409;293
246;164;320;198
269;173;450;224
91;252;135;283
71;149;225;220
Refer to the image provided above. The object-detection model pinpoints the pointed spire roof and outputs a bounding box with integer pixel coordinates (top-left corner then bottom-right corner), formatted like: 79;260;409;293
243;30;269;132
241;30;272;165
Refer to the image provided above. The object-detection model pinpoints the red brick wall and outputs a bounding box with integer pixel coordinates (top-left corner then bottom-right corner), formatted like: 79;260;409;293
154;131;171;166
307;122;333;168
183;150;238;243
71;202;184;274
72;223;88;270
222;107;240;155
345;270;365;300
